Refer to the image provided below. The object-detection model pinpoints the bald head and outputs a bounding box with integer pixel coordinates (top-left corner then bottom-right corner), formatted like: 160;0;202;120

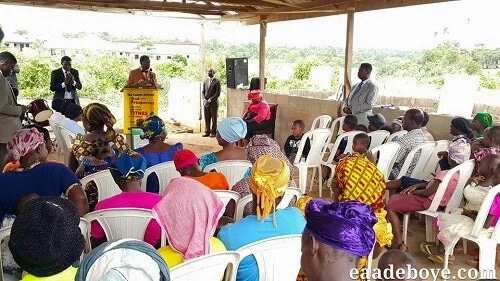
378;250;417;281
402;109;424;131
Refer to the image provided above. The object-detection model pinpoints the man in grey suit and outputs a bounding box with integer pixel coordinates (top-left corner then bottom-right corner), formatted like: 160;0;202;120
202;69;221;137
0;52;26;164
343;63;378;126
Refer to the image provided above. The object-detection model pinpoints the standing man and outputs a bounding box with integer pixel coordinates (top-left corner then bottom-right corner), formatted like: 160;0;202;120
202;69;221;137
50;56;82;112
127;55;157;88
0;51;25;164
343;63;378;126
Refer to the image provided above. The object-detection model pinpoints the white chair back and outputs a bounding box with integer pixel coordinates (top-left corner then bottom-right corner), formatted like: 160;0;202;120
51;123;67;153
204;160;252;188
293;128;331;166
426;160;475;214
0;226;12;281
330;116;345;137
235;188;300;221
311;115;332;130
277;188;301;209
386;130;408;143
58;125;76;152
237;235;302;281
170;252;240;281
396;142;435;180
422;140;450;181
371;142;400;181
324;131;363;164
471;185;500;240
79;218;91;254
141;161;180;194
367;130;390;150
84;208;164;246
215;190;241;210
80;169;122;202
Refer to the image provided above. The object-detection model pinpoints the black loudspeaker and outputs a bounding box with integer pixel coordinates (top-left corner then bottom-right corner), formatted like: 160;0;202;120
226;58;248;89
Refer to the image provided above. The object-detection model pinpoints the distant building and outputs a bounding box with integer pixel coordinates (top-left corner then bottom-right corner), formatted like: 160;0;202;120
3;34;32;52
2;33;200;61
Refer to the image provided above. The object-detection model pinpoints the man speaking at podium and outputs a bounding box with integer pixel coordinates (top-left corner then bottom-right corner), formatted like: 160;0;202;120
128;55;157;88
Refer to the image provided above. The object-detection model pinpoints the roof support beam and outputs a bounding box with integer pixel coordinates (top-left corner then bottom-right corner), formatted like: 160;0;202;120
259;17;267;91
342;10;354;113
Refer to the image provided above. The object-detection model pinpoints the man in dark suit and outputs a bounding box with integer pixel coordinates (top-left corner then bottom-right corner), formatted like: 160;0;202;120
50;56;82;112
202;69;221;137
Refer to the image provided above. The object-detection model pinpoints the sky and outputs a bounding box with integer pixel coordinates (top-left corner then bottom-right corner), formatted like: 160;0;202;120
0;0;499;50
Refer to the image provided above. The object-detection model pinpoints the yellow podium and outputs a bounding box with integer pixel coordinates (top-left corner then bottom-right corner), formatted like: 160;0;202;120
123;87;159;133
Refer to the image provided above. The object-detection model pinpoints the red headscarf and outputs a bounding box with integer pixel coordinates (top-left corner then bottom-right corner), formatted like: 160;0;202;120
247;89;262;101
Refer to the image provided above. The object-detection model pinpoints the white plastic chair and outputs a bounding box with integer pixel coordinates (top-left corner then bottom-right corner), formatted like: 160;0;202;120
371;142;400;181
421;140;450;181
322;131;363;192
215;190;241;211
50;123;67;154
443;184;500;279
84;208;165;246
330;116;345;137
277;188;302;209
402;160;475;245
367;130;390;150
204;160;252;188
293;129;331;196
235;188;301;221
395;142;436;180
79;218;91;254
386;130;408;143
58;125;76;152
80;169;122;202
170;252;240;281
311;115;332;130
237;235;302;281
0;226;12;281
141;161;180;194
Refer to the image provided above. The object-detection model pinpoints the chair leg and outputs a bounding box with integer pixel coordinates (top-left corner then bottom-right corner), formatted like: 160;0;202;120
318;167;323;198
478;241;497;279
402;214;409;246
443;242;454;272
424;216;435;243
309;168;317;194
463;239;468;255
298;163;308;194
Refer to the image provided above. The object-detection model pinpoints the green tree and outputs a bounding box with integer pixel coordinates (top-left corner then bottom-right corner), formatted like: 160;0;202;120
18;57;53;99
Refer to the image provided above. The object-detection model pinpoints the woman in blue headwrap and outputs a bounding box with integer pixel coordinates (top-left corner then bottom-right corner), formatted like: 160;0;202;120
136;116;183;192
199;117;247;170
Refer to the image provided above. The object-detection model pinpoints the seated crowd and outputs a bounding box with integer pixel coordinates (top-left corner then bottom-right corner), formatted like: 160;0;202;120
1;94;500;281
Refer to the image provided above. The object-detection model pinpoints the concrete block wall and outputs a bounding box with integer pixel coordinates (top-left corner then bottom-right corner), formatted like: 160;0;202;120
227;89;498;147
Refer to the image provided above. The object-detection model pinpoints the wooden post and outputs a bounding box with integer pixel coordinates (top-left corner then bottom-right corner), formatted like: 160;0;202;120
343;10;355;101
259;18;267;91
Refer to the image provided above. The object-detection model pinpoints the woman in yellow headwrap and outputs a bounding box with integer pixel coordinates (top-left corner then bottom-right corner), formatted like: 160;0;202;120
218;155;306;281
332;150;393;255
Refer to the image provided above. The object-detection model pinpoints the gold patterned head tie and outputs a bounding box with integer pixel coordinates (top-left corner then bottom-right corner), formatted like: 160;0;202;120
250;155;290;221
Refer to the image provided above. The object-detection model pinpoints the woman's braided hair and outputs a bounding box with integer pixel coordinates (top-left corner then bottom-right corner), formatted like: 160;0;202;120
82;103;117;141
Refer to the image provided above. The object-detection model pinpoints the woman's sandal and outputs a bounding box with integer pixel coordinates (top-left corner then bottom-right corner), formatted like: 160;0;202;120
427;254;454;265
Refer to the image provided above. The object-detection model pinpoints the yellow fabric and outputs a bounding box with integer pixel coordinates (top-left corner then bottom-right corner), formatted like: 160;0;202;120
296;196;312;214
158;237;226;268
21;267;77;281
250;155;290;221
335;153;393;247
